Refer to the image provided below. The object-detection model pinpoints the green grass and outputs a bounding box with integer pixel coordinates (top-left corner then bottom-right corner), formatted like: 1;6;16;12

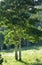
0;46;42;65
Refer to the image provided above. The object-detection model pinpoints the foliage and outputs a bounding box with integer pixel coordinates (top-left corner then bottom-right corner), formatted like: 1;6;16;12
0;0;42;44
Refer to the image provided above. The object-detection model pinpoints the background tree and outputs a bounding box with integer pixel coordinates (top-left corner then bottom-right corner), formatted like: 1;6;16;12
0;0;42;60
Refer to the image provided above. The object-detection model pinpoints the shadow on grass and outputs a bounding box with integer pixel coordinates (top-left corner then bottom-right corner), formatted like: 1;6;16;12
32;63;42;65
18;60;42;65
18;60;29;65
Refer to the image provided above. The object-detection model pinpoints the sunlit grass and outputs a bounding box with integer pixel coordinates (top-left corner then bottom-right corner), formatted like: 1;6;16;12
0;46;42;65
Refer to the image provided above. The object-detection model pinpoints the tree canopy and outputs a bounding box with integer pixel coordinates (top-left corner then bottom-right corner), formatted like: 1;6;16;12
0;0;42;44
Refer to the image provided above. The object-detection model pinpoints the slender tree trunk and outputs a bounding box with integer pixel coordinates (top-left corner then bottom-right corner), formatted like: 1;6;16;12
19;44;21;61
15;45;18;60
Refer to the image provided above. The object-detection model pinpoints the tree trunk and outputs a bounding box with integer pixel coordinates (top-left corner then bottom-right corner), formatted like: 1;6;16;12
15;45;18;60
19;44;21;61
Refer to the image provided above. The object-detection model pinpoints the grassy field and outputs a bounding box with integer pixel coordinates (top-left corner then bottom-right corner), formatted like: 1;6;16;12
0;46;42;65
